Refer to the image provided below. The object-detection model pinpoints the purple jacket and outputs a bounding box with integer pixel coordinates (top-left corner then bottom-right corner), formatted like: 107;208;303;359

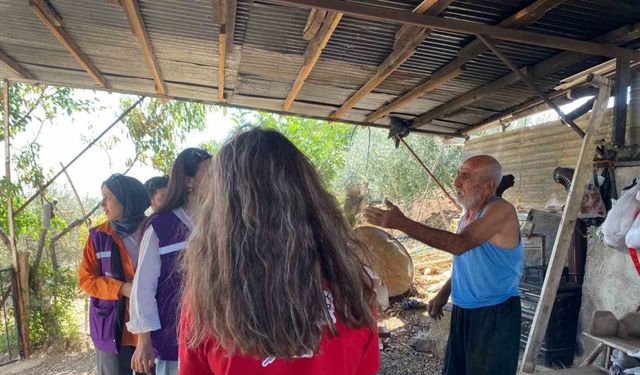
146;210;190;360
88;228;126;354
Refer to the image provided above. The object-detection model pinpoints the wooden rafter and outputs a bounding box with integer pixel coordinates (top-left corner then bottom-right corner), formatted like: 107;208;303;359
29;0;109;88
477;35;585;138
121;0;166;95
282;10;342;111
330;0;454;120
272;0;640;60
365;0;566;123
366;66;463;123
0;48;34;80
213;0;237;102
414;22;640;129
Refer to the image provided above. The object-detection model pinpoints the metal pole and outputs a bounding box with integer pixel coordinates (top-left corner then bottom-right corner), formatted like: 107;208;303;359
396;135;462;212
14;96;145;216
3;80;29;359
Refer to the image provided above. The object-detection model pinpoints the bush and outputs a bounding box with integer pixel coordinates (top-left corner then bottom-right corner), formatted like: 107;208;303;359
29;264;81;349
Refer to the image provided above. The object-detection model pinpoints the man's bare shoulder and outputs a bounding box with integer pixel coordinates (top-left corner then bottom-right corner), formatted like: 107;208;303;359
483;198;518;221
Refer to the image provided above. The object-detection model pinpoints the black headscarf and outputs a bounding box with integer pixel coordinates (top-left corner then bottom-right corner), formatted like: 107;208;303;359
102;174;150;238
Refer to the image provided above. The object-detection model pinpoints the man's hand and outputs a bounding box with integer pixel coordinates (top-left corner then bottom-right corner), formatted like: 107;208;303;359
363;199;407;230
427;294;447;320
118;282;132;298
131;334;155;374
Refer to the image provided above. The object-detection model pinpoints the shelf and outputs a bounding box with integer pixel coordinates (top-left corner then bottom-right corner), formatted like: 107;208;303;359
582;333;640;354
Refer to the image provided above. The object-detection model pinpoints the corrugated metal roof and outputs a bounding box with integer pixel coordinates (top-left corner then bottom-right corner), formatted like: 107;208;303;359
1;0;639;136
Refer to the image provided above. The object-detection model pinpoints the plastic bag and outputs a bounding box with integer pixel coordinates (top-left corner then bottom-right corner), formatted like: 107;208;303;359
602;183;640;249
612;349;640;369
627;214;640;250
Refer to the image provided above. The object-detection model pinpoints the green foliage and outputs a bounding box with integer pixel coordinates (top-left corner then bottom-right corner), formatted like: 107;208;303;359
119;97;208;173
339;127;462;205
29;264;81;349
230;111;353;187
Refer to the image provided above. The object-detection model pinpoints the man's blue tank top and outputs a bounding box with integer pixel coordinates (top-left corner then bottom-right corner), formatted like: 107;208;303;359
451;199;524;309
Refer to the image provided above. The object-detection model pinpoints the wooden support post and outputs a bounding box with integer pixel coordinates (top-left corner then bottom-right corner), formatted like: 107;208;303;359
613;58;630;146
283;11;342;111
396;136;462;213
3;80;30;359
520;75;612;373
477;35;585;138
29;0;109;88
218;26;227;102
121;0;167;95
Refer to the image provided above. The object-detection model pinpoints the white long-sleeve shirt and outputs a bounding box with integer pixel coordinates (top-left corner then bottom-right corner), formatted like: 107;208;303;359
126;207;193;334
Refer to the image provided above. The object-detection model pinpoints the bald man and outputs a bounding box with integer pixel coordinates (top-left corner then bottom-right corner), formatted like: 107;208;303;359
364;155;523;375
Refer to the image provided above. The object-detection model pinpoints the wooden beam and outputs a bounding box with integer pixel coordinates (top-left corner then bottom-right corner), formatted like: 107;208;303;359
330;0;454;119
303;9;327;40
414;22;640;129
520;76;612;373
3;80;30;359
272;0;640;60
218;27;227;102
477;35;585;138
29;0;109;88
461;89;571;134
0;48;34;80
283;11;342;111
612;58;630;146
121;0;166;95
213;0;237;101
364;0;566;123
366;66;464;122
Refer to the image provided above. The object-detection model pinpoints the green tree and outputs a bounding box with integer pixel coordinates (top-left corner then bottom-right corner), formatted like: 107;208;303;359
229;111;353;188
338;127;462;205
118;97;208;173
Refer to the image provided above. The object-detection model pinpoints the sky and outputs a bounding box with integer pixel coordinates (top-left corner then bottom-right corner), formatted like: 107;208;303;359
5;89;236;200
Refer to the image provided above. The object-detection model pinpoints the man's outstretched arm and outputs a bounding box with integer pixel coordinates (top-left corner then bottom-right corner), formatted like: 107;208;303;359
364;199;511;255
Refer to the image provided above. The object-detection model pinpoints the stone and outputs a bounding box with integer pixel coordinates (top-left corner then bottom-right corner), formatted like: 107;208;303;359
409;331;433;353
589;310;618;336
618;312;640;340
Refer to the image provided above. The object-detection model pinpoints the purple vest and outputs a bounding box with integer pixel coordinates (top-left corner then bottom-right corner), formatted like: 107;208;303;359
89;228;126;354
147;210;190;360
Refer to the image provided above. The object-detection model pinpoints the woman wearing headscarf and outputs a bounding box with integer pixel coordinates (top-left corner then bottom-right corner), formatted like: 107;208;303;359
129;148;212;375
79;174;150;375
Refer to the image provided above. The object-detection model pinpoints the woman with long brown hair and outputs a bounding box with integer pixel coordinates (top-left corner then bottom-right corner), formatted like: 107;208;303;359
127;148;212;375
179;128;380;375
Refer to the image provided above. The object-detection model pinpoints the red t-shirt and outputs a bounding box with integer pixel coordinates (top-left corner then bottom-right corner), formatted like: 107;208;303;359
178;299;380;375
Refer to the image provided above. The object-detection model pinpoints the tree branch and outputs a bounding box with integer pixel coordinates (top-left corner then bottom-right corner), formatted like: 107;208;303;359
48;203;100;269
